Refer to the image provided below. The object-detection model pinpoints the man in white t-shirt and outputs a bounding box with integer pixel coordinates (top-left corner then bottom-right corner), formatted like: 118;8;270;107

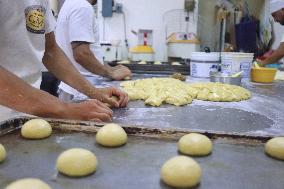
56;0;131;102
258;0;284;66
0;0;128;122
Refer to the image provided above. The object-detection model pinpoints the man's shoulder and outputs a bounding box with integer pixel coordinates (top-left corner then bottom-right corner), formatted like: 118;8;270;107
62;0;93;12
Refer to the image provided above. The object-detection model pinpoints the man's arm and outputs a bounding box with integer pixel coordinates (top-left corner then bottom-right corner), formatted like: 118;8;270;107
258;42;284;66
72;42;131;80
0;66;112;121
43;32;128;107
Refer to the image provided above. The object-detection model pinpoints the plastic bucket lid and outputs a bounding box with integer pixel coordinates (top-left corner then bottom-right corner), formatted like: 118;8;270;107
191;52;220;62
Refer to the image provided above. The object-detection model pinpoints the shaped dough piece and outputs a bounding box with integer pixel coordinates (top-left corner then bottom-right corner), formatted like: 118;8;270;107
56;148;97;177
21;119;52;139
178;133;213;156
265;137;284;160
0;144;6;163
96;124;127;147
5;178;52;189
161;156;202;188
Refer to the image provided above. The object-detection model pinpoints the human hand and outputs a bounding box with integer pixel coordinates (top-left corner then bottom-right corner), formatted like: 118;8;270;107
110;65;132;80
91;87;129;108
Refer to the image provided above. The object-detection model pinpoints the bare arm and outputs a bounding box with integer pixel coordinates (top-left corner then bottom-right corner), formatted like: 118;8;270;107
43;32;128;107
43;32;97;98
258;42;284;66
0;66;112;121
72;42;131;80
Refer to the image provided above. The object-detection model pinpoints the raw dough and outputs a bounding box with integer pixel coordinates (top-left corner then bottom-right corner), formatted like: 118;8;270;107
117;60;130;64
96;123;127;147
121;78;251;107
171;62;181;66
154;61;162;65
5;178;51;189
275;71;284;81
0;144;6;163
161;156;202;188
138;60;147;65
21;119;52;139
105;96;119;107
178;133;212;156
56;148;97;177
265;137;284;160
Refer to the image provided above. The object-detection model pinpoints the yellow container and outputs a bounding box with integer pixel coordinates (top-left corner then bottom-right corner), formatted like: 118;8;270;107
251;67;277;83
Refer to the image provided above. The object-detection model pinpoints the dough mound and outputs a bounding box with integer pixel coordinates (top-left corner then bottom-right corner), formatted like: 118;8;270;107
178;133;213;156
5;178;51;189
56;148;97;177
161;156;202;188
121;78;194;106
96;124;127;147
190;82;251;102
265;137;284;160
121;78;251;106
21;119;52;139
0;144;6;163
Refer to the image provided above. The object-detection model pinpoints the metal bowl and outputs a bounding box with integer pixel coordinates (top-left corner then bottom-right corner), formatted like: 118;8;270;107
210;72;242;86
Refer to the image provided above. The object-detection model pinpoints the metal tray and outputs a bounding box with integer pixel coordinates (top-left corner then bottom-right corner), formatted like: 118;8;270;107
107;61;190;75
0;117;284;189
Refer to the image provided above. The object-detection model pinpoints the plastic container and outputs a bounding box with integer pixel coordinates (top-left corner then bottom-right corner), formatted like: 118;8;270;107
190;52;220;77
221;53;254;78
251;67;277;83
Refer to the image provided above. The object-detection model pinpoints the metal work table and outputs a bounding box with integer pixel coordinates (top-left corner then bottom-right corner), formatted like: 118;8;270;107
82;74;284;137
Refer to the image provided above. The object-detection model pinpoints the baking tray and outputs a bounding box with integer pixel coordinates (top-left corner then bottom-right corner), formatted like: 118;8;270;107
107;61;190;75
0;117;284;189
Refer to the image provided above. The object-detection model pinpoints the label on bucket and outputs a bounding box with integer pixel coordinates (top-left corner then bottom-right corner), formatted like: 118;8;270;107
240;61;252;78
191;62;218;77
221;60;240;75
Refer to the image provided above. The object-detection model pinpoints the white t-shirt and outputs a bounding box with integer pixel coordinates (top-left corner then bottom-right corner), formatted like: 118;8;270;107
0;0;55;115
0;0;55;87
55;0;103;95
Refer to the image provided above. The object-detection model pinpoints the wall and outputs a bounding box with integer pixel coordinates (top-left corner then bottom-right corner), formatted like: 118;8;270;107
97;0;199;61
198;0;265;52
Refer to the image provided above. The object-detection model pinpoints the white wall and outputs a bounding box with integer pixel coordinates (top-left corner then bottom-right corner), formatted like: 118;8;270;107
97;0;199;61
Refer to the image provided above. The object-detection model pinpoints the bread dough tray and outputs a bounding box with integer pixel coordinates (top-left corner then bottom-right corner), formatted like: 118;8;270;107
108;61;190;75
0;117;284;189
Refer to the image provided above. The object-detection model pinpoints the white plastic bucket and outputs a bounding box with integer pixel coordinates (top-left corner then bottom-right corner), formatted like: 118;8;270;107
221;53;254;78
190;52;220;77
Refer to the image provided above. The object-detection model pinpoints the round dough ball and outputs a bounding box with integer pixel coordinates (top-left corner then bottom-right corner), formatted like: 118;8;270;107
96;123;127;147
56;148;97;177
265;137;284;160
0;144;6;163
178;133;213;156
21;119;52;139
161;156;202;188
5;178;51;189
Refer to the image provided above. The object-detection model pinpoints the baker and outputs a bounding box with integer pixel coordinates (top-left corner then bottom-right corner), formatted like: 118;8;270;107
55;0;132;102
0;0;128;122
257;0;284;66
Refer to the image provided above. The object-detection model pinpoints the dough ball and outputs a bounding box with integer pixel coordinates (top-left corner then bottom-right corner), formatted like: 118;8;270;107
0;144;6;163
265;137;284;160
161;156;202;188
105;96;119;107
5;178;51;189
56;148;97;177
124;76;131;80
21;119;52;139
178;133;213;156
96;123;127;147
